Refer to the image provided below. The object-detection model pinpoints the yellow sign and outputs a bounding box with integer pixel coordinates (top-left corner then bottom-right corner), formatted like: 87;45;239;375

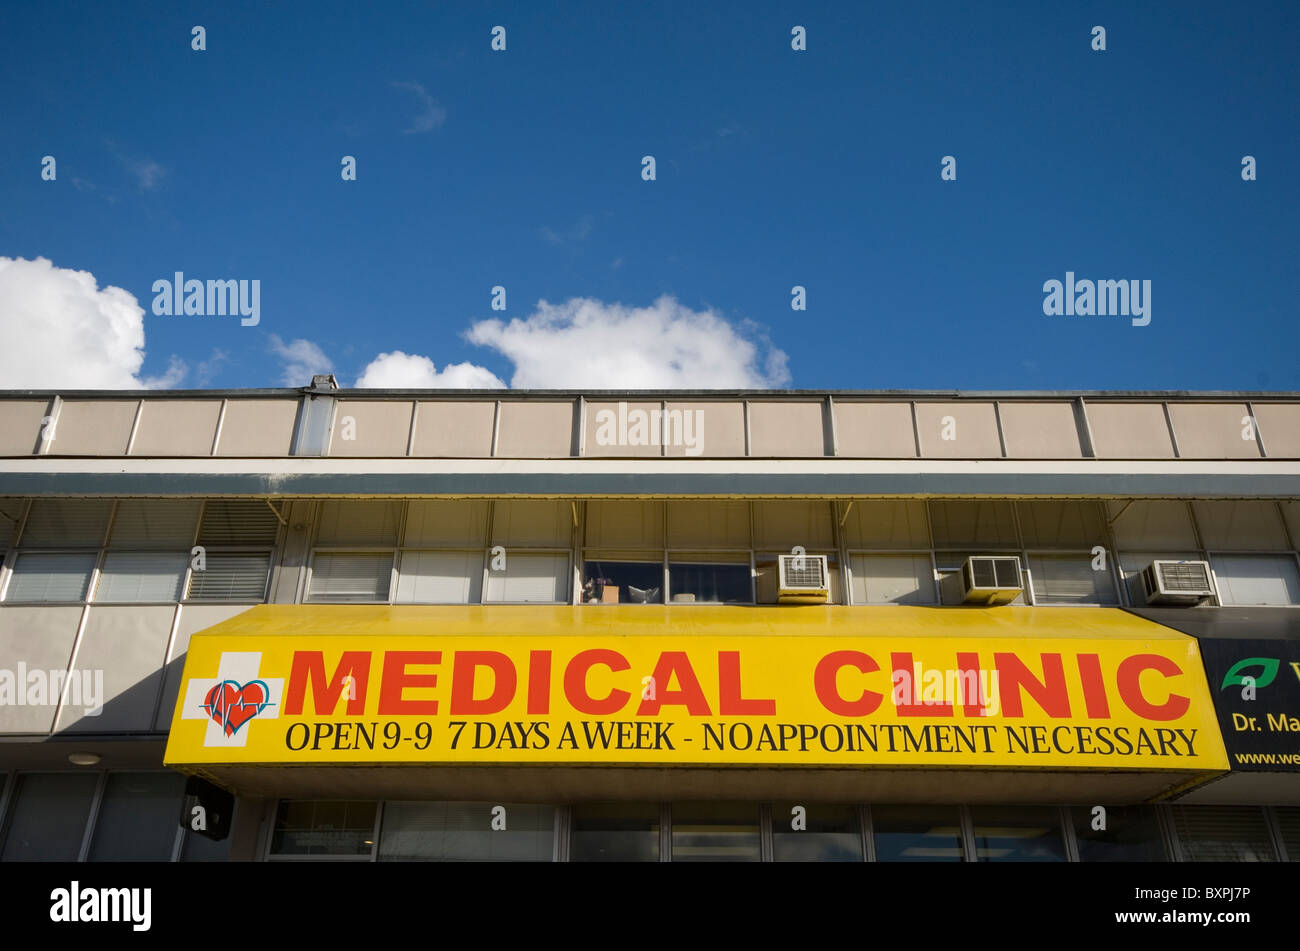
164;605;1228;770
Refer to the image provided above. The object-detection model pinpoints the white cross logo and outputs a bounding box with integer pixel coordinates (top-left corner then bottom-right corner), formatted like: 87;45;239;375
180;652;284;748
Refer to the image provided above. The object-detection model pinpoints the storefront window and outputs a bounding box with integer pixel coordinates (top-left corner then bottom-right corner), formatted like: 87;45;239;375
772;803;863;861
0;773;98;861
88;771;186;861
269;801;377;858
1169;805;1278;862
669;802;760;862
1071;805;1166;861
378;802;554;861
970;805;1066;862
570;803;660;861
872;805;964;862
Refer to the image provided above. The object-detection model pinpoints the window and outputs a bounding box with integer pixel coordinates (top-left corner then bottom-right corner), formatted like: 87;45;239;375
1026;554;1119;605
308;552;394;602
840;501;930;550
4;552;97;602
871;805;963;862
667;558;752;604
570;803;660;861
19;499;112;547
1275;807;1300;862
1192;501;1290;550
187;500;279;602
95;552;188;602
1169;805;1277;862
0;773;98;861
483;552;569;603
850;554;936;605
88;772;186;861
772;803;863;862
1210;554;1300;606
970;805;1066;862
582;560;662;604
378;802;555;861
1071;805;1166;861
396;550;483;603
669;802;760;862
187;552;272;600
269;801;377;858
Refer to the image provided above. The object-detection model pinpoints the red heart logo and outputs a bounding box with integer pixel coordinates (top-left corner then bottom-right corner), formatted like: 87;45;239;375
203;680;270;736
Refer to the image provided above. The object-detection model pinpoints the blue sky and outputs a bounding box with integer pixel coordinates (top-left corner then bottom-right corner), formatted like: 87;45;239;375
1;1;1297;391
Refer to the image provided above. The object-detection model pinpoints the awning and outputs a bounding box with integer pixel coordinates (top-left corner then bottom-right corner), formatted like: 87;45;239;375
164;605;1228;803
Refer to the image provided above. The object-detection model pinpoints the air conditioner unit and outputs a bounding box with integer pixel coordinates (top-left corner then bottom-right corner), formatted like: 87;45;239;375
961;556;1023;606
778;554;829;604
1141;560;1215;606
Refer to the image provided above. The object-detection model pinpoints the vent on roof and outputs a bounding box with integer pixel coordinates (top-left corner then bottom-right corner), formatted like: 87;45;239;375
1141;560;1215;606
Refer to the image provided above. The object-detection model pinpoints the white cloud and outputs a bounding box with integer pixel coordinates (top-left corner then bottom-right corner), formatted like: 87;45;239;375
465;295;790;388
355;351;505;388
0;256;186;388
392;81;447;133
268;335;332;386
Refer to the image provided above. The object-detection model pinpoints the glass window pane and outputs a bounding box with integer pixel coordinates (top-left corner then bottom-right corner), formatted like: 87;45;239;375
1211;554;1300;606
396;551;483;603
1275;807;1300;862
751;501;834;550
772;803;862;862
1071;805;1166;861
1;772;98;861
851;554;936;605
379;802;554;861
95;552;188;602
88;771;186;861
308;552;393;602
670;802;760;862
584;501;664;548
269;800;377;857
5;552;96;602
1107;500;1198;549
491;501;571;548
970;805;1066;862
666;501;750;549
872;805;964;862
582;561;662;604
1027;554;1119;605
483;553;568;603
1170;805;1277;862
186;552;271;601
571;803;660;861
668;563;751;604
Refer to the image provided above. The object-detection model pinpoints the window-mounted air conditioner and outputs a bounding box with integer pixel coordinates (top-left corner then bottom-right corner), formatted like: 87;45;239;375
961;556;1023;605
778;554;829;604
1141;560;1215;606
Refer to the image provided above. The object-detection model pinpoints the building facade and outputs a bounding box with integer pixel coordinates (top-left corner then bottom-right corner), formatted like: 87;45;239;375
0;382;1297;862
